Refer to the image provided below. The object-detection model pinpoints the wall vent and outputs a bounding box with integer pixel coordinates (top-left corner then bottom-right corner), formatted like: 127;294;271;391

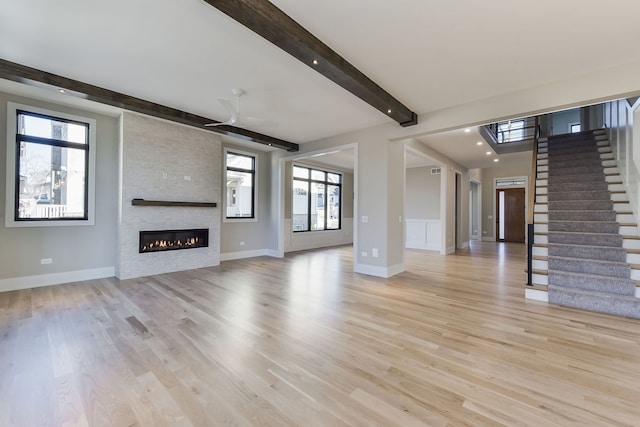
431;167;441;175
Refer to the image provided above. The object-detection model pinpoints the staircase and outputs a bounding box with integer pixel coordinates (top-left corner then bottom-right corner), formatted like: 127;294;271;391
530;129;640;318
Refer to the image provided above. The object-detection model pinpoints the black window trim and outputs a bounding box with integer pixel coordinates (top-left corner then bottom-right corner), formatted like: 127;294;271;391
292;165;342;232
14;109;90;222
225;150;256;220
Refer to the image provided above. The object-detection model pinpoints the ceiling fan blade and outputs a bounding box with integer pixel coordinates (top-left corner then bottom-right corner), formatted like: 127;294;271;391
204;120;233;127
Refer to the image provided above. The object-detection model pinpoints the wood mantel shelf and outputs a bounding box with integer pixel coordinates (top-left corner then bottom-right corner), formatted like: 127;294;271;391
131;198;217;208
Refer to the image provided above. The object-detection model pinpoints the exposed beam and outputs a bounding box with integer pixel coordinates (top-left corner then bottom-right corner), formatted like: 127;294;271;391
0;58;299;152
203;0;418;127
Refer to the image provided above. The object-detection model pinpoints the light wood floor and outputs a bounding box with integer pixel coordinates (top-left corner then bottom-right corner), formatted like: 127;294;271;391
1;242;639;426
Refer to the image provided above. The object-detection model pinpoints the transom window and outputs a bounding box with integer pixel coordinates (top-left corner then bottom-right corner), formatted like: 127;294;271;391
6;105;95;226
225;151;255;219
292;165;341;232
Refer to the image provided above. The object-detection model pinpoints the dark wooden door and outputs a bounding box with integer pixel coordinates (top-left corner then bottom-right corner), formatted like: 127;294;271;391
496;188;525;243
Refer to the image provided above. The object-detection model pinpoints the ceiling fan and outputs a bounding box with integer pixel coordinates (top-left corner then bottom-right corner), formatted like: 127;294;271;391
205;88;277;128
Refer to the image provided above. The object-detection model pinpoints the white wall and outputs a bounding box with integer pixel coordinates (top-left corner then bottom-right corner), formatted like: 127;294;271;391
551;108;580;135
405;166;441;250
0;91;119;291
606;99;640;218
220;143;274;260
405;166;441;219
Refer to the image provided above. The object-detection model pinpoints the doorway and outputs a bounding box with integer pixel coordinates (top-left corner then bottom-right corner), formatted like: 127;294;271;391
496;188;525;243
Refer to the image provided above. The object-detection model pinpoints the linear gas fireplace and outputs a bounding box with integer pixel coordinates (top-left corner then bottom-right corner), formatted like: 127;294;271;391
139;229;209;253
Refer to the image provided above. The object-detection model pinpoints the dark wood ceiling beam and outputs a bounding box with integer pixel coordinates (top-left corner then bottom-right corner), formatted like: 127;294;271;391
203;0;418;127
0;59;299;152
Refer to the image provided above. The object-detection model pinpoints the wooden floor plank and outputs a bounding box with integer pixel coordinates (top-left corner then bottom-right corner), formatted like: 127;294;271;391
1;242;639;426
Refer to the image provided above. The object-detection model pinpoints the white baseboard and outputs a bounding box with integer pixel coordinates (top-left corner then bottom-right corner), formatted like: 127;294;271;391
446;245;455;254
220;249;269;261
354;262;404;278
265;249;283;258
525;288;549;302
405;243;439;251
0;267;115;293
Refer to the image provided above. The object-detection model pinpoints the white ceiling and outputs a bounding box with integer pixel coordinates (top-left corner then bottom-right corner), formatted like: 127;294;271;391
2;0;640;165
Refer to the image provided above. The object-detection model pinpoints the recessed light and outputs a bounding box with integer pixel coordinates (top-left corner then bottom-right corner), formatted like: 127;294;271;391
464;128;471;133
312;59;318;65
486;151;491;155
476;141;482;146
58;89;65;93
494;158;499;162
387;109;392;114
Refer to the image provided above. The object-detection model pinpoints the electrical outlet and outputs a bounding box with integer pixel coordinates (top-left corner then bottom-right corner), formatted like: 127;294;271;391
372;248;379;258
240;241;245;246
361;216;368;223
184;175;191;181
41;258;52;265
162;172;168;180
361;251;368;257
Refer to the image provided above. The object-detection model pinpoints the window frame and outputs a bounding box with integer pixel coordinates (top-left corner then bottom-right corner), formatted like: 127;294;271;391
5;102;96;228
292;164;342;232
223;148;257;222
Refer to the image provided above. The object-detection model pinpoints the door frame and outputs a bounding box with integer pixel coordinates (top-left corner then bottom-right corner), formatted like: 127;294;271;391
492;176;528;243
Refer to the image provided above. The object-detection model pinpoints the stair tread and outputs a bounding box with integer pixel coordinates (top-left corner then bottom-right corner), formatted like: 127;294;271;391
548;242;626;250
548;230;621;236
525;284;548;291
548;255;630;266
548;284;639;298
548;269;635;280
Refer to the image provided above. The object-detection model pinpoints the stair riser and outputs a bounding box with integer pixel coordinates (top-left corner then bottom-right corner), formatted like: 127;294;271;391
548;273;636;295
548;259;630;278
548;233;622;247
548;166;604;176
548;244;626;262
548;287;640;318
547;151;601;161
546;173;604;183
547;182;608;192
547;144;598;154
548;211;616;221
548;159;603;168
548;222;619;234
548;200;613;211
547;190;611;201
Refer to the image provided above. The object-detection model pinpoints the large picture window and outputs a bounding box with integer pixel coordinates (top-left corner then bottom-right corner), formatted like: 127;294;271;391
292;165;341;232
225;151;255;219
5;103;96;227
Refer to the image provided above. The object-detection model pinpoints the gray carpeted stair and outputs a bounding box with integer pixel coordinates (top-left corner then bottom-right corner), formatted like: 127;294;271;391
543;131;640;318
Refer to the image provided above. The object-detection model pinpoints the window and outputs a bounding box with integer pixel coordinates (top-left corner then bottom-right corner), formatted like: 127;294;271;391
570;123;581;133
5;103;96;227
497;119;525;143
292;165;341;232
225;151;255;219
